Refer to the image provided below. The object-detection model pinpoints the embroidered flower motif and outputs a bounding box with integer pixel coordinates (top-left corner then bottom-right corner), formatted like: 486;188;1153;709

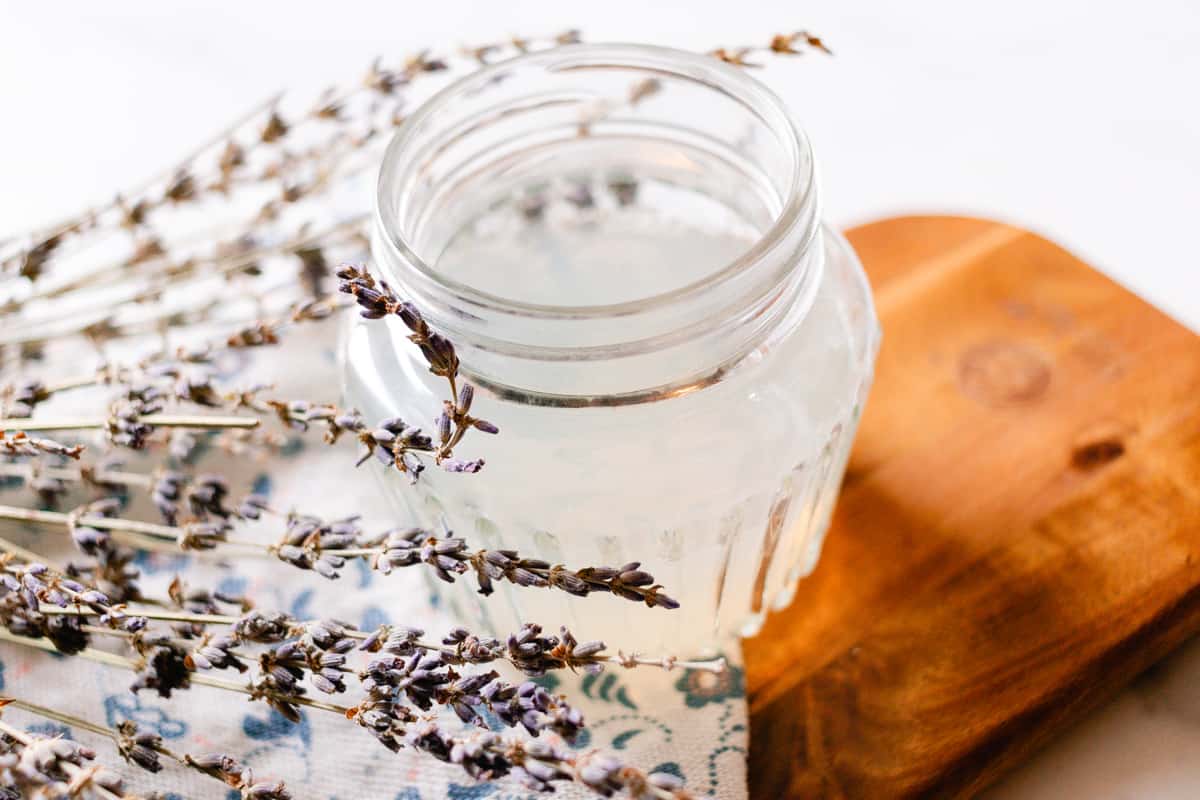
103;694;188;738
674;661;744;708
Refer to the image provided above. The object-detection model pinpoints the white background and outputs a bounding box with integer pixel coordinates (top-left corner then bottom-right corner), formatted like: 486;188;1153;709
3;1;1200;796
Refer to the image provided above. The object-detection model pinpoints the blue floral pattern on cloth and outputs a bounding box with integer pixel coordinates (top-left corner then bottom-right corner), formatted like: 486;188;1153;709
104;694;188;739
675;661;746;708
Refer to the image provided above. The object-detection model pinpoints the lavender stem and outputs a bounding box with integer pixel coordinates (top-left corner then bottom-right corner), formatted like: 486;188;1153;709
0;414;259;432
0;461;155;489
4;697;115;741
0;510;267;557
0;628;354;715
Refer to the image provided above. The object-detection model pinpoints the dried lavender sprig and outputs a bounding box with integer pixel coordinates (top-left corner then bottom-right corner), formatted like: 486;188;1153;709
0;541;150;653
0;631;697;799
0;429;83;459
8;454;254;515
256;401;481;479
360;621;722;676
1;411;256;455
0;628;352;714
56;611;591;744
348;526;680;610
0;501;289;563
0;504;265;556
0;158;366;353
1;698;291;799
0;700;133;800
0;457;250;522
0;94;310;285
270;512;679;608
8;200;357;313
0;503;681;608
0;458;150;512
0;460;153;491
1;353;400;473
710;30;832;67
336;264;497;471
0;414;258;433
0;375;103;422
222;296;351;349
9;371;462;480
0;282;341;355
34;603;724;676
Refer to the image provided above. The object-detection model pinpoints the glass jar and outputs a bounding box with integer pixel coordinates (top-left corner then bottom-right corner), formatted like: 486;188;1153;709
342;44;879;656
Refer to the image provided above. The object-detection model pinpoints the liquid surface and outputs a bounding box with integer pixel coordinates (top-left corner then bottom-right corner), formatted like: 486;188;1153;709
434;175;761;306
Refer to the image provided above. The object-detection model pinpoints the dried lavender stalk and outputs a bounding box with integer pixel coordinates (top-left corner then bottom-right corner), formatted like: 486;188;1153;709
0;430;83;459
0;413;257;434
0;503;680;608
0;504;259;556
1;411;257;454
33;603;723;676
710;30;832;67
0;459;152;498
337;265;496;472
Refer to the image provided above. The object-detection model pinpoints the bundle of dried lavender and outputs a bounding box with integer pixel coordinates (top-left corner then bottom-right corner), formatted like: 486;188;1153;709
0;545;714;798
0;32;819;369
0;32;605;379
0;30;827;799
2;31;592;281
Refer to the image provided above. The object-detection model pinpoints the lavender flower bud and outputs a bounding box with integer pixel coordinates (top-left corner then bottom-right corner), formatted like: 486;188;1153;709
471;418;499;434
457;383;474;412
396;302;425;333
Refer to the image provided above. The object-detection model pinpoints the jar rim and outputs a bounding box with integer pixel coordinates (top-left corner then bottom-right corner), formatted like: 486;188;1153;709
375;42;816;320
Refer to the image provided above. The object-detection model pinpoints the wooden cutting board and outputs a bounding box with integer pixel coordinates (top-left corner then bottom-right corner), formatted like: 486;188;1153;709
744;215;1200;799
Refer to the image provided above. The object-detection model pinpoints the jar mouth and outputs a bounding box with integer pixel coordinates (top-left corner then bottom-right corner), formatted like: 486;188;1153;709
375;42;816;321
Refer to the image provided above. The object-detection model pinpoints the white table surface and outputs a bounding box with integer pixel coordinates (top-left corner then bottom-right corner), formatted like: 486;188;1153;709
2;1;1199;796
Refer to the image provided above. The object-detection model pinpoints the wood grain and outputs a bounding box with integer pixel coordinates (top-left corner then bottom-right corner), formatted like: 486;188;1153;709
744;215;1200;799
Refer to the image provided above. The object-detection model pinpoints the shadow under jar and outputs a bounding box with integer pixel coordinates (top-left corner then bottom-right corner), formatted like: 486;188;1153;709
342;44;879;657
